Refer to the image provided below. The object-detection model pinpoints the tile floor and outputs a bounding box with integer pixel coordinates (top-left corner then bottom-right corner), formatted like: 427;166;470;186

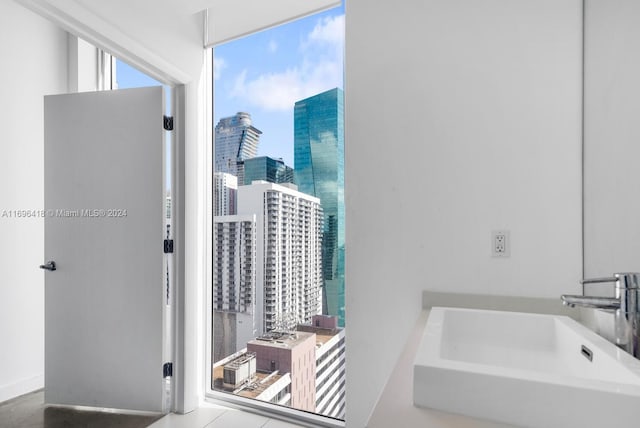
149;406;307;428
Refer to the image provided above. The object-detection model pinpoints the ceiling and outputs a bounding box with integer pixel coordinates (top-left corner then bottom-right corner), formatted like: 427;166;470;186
16;0;340;83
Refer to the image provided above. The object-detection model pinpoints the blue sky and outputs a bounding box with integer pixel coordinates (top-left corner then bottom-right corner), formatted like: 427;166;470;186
114;62;171;115
115;61;160;88
214;4;345;167
115;3;344;168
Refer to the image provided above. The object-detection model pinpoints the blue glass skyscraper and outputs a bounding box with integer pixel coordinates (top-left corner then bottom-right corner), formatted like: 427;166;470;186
242;156;294;186
294;88;345;326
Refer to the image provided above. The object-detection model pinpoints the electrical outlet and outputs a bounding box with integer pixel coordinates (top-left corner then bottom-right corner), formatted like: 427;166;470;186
492;230;510;257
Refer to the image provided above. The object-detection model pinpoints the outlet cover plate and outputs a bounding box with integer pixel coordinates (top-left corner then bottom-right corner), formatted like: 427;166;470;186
492;230;510;258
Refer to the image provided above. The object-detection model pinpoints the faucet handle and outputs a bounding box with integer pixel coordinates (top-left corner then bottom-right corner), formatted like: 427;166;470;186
582;273;640;291
581;276;618;284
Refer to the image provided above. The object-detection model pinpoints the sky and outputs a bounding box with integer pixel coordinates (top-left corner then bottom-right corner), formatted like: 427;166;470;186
115;3;344;169
214;4;345;167
115;61;160;89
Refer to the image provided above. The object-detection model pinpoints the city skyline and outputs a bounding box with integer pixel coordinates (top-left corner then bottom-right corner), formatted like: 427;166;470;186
214;4;344;167
211;6;345;419
214;87;345;327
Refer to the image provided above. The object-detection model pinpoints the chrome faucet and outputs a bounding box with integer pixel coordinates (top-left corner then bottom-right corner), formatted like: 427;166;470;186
561;273;640;358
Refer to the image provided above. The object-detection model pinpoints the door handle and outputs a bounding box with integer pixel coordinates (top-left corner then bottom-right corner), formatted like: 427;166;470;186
39;261;56;271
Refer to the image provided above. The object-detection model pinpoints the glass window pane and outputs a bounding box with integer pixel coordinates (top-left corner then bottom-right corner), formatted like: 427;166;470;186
212;3;346;422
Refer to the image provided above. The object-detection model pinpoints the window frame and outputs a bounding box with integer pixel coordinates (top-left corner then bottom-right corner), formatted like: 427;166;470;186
203;22;346;428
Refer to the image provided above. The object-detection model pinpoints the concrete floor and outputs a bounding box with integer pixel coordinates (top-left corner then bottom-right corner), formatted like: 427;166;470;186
0;390;162;428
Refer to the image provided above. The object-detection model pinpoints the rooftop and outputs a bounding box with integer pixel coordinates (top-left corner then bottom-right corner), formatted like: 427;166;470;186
212;363;288;399
247;330;315;349
296;321;343;349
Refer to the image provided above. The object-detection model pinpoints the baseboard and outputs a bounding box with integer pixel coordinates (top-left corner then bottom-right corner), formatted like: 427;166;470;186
0;374;44;404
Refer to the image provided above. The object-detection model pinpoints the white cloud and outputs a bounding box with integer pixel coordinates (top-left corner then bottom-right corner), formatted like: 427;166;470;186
230;14;344;112
214;57;227;81
268;39;278;53
307;14;345;48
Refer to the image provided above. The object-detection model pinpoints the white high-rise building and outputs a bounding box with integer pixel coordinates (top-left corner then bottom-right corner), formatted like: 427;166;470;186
238;181;323;333
214;172;238;216
213;214;257;362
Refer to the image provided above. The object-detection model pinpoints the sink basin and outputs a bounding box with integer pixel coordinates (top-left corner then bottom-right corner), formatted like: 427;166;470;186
413;307;640;427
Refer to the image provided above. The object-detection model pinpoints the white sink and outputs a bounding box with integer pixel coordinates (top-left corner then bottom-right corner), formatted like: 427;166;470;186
413;307;640;427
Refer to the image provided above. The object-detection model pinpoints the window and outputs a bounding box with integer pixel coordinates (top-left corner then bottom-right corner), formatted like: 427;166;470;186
209;3;346;424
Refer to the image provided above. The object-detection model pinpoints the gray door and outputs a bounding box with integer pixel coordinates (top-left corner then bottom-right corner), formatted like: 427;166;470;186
43;87;166;412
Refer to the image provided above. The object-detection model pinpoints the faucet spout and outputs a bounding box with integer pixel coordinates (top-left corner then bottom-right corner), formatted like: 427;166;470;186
561;273;640;359
560;294;620;310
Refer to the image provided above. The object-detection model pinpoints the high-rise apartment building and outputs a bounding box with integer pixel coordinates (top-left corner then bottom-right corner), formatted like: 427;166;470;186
214;172;238;216
213;215;257;361
215;112;262;181
242;156;294;186
238;181;323;333
297;315;346;419
294;88;345;326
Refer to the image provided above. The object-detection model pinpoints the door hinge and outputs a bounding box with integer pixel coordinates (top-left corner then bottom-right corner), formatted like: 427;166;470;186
164;239;174;254
163;115;174;131
163;362;173;378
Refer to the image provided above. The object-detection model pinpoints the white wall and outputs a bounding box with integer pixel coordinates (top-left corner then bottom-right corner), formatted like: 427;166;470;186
67;36;100;93
0;1;68;403
584;0;640;277
582;0;640;341
345;0;583;426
